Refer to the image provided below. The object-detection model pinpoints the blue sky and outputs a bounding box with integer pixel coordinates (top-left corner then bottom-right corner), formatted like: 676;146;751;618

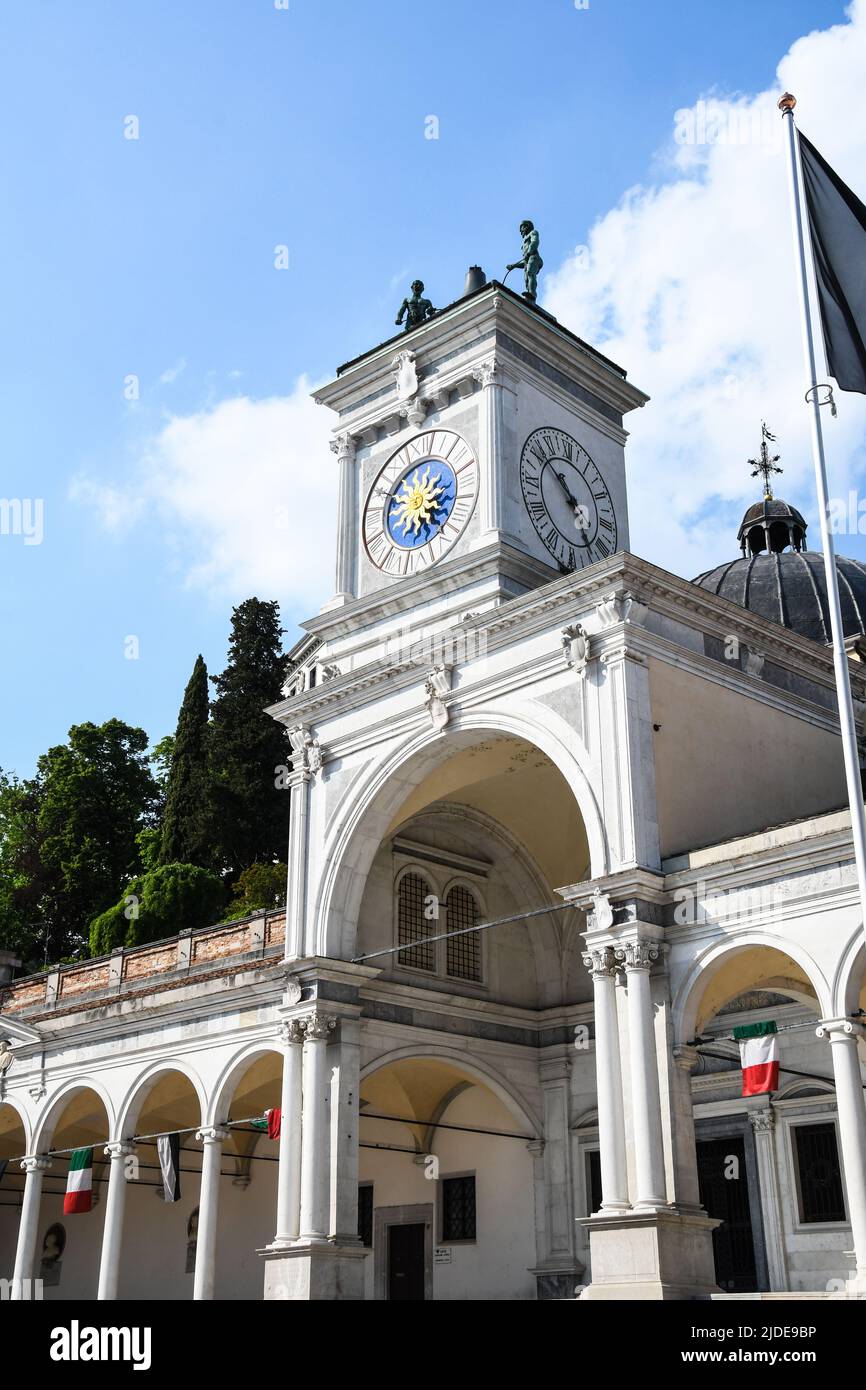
0;0;857;778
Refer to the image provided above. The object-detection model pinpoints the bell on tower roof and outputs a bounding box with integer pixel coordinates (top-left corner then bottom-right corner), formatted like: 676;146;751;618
736;425;807;556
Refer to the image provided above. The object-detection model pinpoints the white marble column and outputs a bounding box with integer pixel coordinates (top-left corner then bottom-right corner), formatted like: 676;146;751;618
274;1019;305;1245
284;741;312;960
11;1156;51;1299
583;947;629;1210
472;357;508;537
619;939;667;1210
97;1141;135;1300
330;431;357;601
749;1109;788;1292
193;1126;228;1300
817;1019;866;1285
299;1012;336;1242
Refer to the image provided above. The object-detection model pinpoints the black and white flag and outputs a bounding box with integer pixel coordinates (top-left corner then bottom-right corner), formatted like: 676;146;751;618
157;1132;181;1202
799;132;866;394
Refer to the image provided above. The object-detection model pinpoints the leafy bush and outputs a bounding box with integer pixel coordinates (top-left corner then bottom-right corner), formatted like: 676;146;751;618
222;862;286;922
89;862;226;957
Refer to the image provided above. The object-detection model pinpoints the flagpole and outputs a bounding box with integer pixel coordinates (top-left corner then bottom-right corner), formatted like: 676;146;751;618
779;92;866;944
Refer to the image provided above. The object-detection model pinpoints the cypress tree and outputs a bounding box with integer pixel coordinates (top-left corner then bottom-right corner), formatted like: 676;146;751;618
209;599;288;877
158;655;213;868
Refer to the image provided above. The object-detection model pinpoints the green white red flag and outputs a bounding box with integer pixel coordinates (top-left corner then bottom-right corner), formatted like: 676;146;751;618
733;1021;779;1096
64;1147;94;1214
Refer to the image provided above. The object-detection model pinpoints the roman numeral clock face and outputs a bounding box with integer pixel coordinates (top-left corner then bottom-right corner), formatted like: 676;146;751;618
520;426;617;571
363;430;479;576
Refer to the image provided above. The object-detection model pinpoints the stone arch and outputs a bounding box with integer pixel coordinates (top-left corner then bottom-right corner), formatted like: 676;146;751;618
833;922;866;1018
360;1043;541;1138
0;1097;31;1156
672;933;830;1045
207;1042;285;1129
316;701;604;961
33;1077;115;1154
115;1059;207;1140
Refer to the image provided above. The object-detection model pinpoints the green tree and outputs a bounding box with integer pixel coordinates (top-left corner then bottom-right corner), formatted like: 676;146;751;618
222;862;287;921
158;656;213;868
209;599;288;877
89;862;225;956
36;719;159;956
0;770;49;971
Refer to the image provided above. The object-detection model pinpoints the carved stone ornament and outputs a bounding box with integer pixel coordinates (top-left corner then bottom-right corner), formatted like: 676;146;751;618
302;1012;337;1042
743;648;765;679
614;940;660;972
472;357;500;390
400;399;427;429
329;431;356;464
392;350;419;402
288;725;324;775
749;1109;775;1133
562;623;590;677
582;946;617;979
321;664;341;682
424;665;452;731
284;978;303;1007
590;888;614;931
281;1017;305;1046
594;590;647;630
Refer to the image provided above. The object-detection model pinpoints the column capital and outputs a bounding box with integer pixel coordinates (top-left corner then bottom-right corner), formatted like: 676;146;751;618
472;357;499;389
280;1018;306;1047
196;1126;229;1144
672;1043;700;1074
104;1140;136;1160
582;946;618;979
614;939;660;973
20;1155;52;1174
816;1018;866;1042
302;1011;337;1042
329;431;356;462
749;1108;776;1134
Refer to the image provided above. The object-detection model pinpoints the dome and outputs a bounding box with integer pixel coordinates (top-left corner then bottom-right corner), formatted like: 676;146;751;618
693;549;866;645
737;496;807;554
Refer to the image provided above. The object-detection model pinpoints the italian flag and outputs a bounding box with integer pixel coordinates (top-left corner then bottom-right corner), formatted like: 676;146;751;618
250;1108;281;1140
733;1021;779;1097
64;1147;94;1214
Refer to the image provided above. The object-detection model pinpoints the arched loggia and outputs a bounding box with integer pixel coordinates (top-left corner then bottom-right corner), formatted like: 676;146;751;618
357;1049;539;1301
313;706;605;963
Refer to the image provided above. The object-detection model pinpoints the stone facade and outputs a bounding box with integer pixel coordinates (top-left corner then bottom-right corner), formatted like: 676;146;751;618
2;284;866;1301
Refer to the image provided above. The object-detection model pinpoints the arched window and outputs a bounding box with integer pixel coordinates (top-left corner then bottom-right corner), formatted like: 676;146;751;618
445;885;482;982
397;871;436;971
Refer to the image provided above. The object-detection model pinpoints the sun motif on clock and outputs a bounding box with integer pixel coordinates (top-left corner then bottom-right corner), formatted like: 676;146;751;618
363;430;479;576
391;464;445;538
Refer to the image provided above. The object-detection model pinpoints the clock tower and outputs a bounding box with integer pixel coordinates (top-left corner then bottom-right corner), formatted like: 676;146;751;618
305;275;647;673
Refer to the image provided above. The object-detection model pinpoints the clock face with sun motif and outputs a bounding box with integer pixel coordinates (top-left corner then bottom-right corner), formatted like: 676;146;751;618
362;430;479;576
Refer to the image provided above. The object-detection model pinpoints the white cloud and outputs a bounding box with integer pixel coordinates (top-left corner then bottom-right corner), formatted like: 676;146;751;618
73;379;335;612
544;0;866;579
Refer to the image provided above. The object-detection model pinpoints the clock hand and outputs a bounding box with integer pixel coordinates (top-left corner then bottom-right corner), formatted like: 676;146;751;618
554;470;580;509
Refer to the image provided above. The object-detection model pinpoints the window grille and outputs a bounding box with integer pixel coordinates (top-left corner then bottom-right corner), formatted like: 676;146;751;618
397;871;435;971
441;1175;476;1241
794;1123;845;1223
445;885;481;981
